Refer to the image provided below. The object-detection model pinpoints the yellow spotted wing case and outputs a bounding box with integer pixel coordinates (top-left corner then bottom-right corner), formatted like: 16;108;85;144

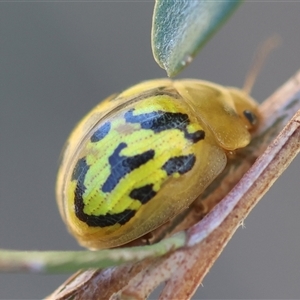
56;79;259;249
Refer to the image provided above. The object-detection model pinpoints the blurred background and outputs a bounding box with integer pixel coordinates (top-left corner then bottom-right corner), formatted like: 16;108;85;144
1;2;299;299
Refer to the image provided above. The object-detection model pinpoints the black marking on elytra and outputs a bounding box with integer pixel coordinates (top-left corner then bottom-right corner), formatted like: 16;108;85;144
102;142;155;193
72;157;138;227
125;110;186;133
162;154;196;176
77;208;136;227
90;122;111;143
129;184;156;204
124;109;205;143
72;157;89;181
243;110;257;126
186;130;205;143
75;185;137;227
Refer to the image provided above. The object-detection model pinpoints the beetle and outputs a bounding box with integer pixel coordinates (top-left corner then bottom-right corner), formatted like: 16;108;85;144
56;79;259;249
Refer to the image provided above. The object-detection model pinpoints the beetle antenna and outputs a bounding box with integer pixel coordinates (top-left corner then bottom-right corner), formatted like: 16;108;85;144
243;34;281;95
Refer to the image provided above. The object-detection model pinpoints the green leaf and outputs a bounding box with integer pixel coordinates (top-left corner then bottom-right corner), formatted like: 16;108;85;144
152;0;243;77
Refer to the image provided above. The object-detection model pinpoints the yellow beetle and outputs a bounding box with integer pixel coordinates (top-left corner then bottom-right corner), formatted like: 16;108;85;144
56;79;259;250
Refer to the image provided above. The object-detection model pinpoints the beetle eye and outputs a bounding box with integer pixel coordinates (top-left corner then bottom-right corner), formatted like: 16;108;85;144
243;110;258;126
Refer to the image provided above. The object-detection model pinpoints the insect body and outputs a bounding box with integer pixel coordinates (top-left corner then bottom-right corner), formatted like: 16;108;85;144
56;79;259;249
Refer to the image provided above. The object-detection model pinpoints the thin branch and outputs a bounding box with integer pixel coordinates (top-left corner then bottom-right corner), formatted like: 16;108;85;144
0;233;185;274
